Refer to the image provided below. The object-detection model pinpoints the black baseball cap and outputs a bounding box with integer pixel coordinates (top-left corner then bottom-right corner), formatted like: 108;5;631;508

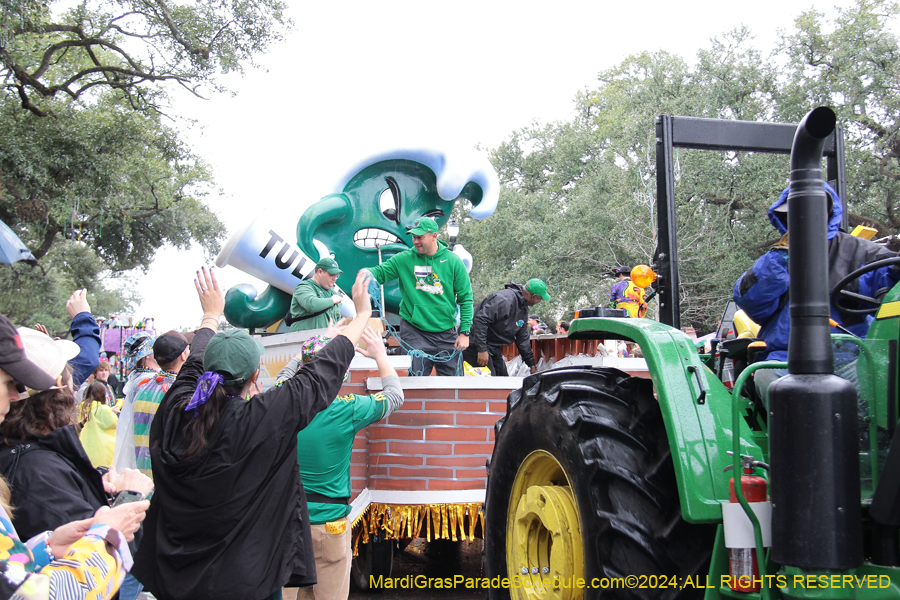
0;314;55;390
153;330;189;364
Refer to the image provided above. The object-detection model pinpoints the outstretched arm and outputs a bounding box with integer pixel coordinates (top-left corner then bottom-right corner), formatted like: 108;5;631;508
66;289;101;388
356;327;397;380
356;327;403;417
338;271;373;347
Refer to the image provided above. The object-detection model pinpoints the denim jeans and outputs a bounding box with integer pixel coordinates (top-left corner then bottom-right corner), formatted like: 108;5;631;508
117;573;143;600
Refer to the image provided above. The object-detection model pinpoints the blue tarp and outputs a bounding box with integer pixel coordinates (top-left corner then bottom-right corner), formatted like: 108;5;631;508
0;220;36;264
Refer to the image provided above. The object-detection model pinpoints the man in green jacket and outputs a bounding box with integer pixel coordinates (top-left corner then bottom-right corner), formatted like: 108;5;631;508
365;217;473;376
288;257;344;332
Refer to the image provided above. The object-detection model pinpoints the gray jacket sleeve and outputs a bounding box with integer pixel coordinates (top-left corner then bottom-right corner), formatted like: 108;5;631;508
275;357;302;385
380;375;404;417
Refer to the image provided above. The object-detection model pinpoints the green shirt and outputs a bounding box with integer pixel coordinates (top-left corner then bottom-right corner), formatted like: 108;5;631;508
296;391;388;524
289;279;342;331
367;240;473;332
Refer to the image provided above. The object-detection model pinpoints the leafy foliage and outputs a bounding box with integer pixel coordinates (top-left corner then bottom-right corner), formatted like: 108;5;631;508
464;2;900;333
0;95;222;269
0;0;289;116
0;241;139;336
0;0;288;327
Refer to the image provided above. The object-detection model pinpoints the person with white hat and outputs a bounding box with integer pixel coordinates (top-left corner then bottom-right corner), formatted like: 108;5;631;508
0;313;149;600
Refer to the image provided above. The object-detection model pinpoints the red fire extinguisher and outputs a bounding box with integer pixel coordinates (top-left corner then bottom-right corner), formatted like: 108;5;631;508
726;455;768;593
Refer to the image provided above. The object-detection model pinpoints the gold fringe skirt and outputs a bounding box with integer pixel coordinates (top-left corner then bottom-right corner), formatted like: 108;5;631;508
352;502;484;555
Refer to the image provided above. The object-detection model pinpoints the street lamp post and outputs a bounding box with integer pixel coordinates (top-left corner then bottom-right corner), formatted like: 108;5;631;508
447;218;460;249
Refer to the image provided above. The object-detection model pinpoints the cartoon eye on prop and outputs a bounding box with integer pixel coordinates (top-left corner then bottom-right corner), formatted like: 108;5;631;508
380;177;401;222
421;209;445;219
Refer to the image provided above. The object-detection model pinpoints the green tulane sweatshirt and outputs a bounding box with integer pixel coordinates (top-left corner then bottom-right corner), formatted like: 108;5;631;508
368;240;473;333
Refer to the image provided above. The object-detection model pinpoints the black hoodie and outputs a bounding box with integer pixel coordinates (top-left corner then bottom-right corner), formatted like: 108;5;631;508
0;424;107;541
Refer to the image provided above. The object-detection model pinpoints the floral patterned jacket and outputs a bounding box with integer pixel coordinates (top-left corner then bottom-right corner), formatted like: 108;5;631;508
0;507;130;600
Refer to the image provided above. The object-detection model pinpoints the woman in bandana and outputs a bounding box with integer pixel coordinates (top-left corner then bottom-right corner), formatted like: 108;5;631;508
133;268;373;600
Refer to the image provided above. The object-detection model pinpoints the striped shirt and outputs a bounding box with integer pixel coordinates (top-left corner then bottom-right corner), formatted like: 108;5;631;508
133;370;177;478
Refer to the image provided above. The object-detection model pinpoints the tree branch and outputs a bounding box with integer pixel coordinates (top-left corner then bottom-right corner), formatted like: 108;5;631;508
151;0;210;60
32;222;60;260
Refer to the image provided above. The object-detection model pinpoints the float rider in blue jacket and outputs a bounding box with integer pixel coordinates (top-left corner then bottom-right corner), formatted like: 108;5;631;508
733;182;898;400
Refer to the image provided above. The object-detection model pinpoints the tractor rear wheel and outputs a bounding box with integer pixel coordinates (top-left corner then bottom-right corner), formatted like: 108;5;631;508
484;366;715;600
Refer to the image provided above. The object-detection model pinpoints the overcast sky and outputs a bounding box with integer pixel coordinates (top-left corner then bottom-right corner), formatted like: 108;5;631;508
124;0;855;331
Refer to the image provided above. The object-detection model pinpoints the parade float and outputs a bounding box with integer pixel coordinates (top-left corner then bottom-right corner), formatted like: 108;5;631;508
215;147;640;584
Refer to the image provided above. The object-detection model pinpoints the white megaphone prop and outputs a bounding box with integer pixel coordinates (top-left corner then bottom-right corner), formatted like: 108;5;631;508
452;244;474;273
216;212;357;319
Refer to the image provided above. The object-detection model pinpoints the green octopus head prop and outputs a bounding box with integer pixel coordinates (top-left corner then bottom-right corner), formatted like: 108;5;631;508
296;148;499;314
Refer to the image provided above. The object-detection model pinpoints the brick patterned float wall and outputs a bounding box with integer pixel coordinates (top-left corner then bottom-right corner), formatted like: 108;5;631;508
339;369;516;497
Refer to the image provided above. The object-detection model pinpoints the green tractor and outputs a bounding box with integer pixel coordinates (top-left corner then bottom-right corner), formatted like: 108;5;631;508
483;107;900;600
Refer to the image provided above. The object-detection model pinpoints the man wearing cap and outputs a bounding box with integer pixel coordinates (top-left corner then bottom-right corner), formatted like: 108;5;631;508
463;279;549;376
131;331;191;478
609;266;647;318
364;216;474;376
278;328;404;600
287;257;345;332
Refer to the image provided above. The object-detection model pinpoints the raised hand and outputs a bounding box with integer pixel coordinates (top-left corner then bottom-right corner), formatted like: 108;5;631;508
339;272;374;347
352;270;373;319
356;327;387;359
324;318;347;340
65;289;91;318
195;267;225;330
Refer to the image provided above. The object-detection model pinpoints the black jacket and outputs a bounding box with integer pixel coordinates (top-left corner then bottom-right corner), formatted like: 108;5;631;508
471;282;536;367
0;425;107;541
133;328;355;600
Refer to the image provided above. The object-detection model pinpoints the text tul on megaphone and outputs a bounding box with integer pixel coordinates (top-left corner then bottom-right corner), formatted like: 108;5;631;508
259;230;314;281
216;218;317;295
216;215;357;320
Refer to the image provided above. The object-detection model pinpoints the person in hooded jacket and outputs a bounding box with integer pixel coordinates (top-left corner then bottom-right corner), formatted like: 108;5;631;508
112;332;158;473
462;279;550;376
132;268;373;600
78;382;118;468
0;313;150;600
0;387;105;542
733;182;899;397
0;386;152;541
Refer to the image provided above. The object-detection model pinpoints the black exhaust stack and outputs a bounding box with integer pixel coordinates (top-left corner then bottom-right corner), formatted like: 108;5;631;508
769;107;863;569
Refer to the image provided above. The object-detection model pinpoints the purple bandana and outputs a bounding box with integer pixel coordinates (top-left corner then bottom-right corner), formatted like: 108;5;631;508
185;372;223;412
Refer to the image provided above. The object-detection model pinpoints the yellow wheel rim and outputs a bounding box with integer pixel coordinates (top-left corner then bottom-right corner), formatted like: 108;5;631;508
506;450;584;600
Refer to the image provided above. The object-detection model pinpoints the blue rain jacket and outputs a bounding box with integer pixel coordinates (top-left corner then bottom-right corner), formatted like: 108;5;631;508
733;183;898;361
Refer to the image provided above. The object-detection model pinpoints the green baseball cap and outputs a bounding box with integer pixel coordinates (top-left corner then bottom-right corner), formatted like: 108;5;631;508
203;330;266;385
525;278;551;301
315;257;343;275
406;217;439;236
